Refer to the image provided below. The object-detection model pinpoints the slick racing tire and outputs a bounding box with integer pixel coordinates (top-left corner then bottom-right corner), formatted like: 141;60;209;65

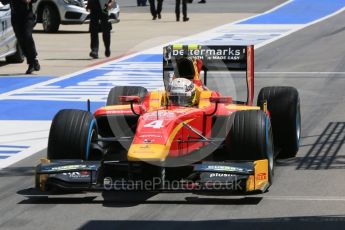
106;86;148;105
257;86;301;158
47;109;98;160
225;110;274;183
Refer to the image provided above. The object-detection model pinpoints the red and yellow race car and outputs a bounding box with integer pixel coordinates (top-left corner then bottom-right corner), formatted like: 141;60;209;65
36;45;301;193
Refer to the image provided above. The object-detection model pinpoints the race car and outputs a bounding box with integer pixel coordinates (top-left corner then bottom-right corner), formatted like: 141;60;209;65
35;44;301;193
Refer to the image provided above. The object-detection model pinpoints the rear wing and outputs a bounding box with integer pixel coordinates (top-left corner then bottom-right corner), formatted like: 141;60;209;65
163;45;255;105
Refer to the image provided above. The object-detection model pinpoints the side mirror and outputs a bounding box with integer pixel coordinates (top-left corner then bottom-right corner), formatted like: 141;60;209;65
118;96;140;104
118;96;141;116
209;96;232;104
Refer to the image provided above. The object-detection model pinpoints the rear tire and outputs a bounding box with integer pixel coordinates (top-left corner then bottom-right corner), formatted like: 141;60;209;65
257;86;301;158
5;43;24;63
225;110;274;183
42;4;60;33
47;109;98;160
106;86;148;106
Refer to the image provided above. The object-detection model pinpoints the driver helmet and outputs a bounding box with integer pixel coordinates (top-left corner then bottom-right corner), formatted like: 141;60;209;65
169;78;196;106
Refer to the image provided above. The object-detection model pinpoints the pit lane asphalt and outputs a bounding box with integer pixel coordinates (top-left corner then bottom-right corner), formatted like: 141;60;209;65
3;1;345;230
0;0;285;76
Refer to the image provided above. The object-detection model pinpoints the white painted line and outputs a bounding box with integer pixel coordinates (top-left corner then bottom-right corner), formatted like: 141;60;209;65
261;196;345;202
0;143;46;170
0;121;50;170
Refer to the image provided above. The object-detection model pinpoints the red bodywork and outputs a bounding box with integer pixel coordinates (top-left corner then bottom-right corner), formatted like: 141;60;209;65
93;45;258;162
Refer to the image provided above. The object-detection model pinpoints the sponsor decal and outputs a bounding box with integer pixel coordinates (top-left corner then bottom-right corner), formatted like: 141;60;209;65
171;47;245;60
256;172;267;180
51;165;87;171
50;164;97;171
209;173;235;178
205;165;246;173
62;170;90;178
145;111;176;120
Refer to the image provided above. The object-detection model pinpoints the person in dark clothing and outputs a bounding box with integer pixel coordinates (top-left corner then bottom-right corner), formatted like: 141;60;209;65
175;0;189;22
87;0;114;59
149;0;163;20
1;0;40;74
137;0;147;6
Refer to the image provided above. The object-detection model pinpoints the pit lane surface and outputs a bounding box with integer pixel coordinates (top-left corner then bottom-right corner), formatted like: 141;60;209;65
2;0;345;229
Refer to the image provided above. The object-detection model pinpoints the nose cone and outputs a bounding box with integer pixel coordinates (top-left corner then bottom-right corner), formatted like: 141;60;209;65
127;109;194;162
128;144;168;162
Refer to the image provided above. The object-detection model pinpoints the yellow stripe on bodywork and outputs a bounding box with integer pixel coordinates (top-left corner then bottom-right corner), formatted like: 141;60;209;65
148;91;165;111
172;44;183;50
128;119;194;161
172;44;200;50
127;144;169;161
226;105;260;111
103;105;131;110
246;159;270;192
188;44;200;50
198;91;212;108
254;159;269;191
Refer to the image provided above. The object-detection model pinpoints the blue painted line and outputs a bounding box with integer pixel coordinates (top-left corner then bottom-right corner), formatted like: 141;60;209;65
0;156;9;159
123;54;162;62
0;76;54;94
0;100;104;120
0;145;29;148
239;0;345;24
0;150;20;154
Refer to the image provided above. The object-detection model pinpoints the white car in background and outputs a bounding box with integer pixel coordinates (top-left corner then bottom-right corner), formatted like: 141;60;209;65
33;0;120;33
0;3;24;63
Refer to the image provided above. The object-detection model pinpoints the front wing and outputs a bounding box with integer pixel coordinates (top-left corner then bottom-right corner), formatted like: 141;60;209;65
35;159;270;193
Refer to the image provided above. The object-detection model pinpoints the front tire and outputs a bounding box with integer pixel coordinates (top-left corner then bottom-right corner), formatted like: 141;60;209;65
47;109;98;160
106;86;148;106
224;110;274;183
257;86;301;158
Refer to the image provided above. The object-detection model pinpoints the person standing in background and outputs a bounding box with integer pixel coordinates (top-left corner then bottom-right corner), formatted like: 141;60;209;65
175;0;189;22
137;0;147;6
87;0;115;59
1;0;40;74
149;0;163;20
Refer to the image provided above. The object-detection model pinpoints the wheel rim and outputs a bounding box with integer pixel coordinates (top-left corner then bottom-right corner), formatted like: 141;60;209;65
42;7;51;31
